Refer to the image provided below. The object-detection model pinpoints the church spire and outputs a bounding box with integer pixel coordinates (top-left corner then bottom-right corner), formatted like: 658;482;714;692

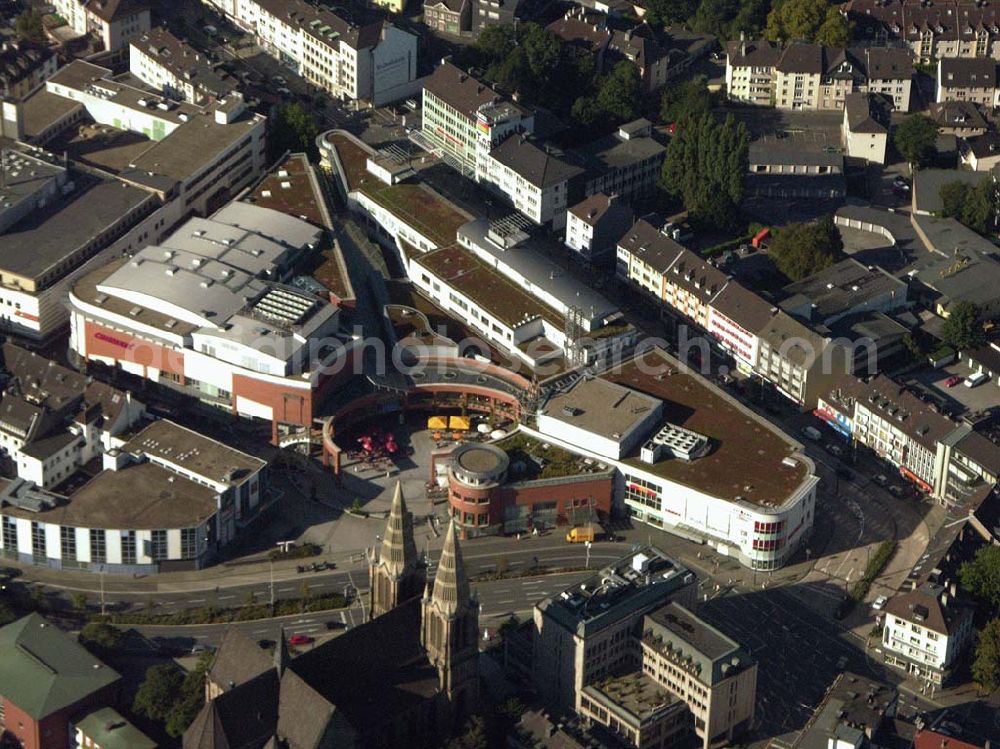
369;482;424;618
430;519;471;617
380;481;418;577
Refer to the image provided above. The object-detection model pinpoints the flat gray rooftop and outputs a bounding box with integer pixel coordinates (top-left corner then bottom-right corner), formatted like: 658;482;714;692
0;174;151;282
123;419;264;483
541;377;662;441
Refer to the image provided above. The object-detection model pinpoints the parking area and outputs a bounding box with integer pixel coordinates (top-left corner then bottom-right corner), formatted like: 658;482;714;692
906;361;1000;415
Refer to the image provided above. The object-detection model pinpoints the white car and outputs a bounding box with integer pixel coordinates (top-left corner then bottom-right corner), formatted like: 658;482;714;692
872;595;888;611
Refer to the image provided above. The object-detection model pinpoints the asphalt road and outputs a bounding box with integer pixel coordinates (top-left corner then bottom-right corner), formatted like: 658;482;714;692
26;535;634;616
129;569;593;651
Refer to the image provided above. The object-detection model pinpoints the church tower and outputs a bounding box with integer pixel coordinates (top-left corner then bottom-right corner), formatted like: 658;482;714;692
369;482;423;619
421;520;479;717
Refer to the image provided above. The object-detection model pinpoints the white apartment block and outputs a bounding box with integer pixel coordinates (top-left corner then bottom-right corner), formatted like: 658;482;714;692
129;27;236;105
215;0;417;104
882;583;974;685
52;0;150;54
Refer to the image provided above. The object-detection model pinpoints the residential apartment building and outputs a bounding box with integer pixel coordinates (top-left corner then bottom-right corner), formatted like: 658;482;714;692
67;202;360;443
616;217;852;407
0;343;144;489
843;92;892;164
848;0;1000;62
565;193;634;264
210;0;417;104
882;582;974;685
129;26;236;104
421;61;534;176
0;42;57;100
726;40;913;112
424;0;472;34
478;134;583;228
53;0;150;53
936;57;997;105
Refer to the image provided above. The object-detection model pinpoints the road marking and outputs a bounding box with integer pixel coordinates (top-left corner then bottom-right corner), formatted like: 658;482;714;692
189;598;205;603
521;579;547;586
495;598;515;604
251;628;270;634
278;587;294;593
218;595;234;600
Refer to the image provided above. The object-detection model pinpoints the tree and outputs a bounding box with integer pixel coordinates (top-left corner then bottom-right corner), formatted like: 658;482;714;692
134;664;185;722
960;544;1000;613
768;215;843;281
894;114;938;169
972;618;1000;694
941;300;985;353
947;178;999;235
165;653;212;737
661;113;749;229
79;622;123;653
814;8;851;45
765;0;834;42
691;0;740;37
72;592;88;613
660;76;714;125
269;103;320;162
15;9;45;43
595;61;641;124
644;0;699;28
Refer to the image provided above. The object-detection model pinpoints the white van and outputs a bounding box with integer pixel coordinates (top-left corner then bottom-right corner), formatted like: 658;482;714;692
965;371;989;388
802;426;822;441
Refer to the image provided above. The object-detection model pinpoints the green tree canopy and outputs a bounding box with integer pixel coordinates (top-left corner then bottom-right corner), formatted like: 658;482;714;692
644;0;700;28
941;300;985;353
768;215;843;281
596;61;642;123
660;76;715;125
15;9;45;43
940;178;998;235
660;113;748;230
765;0;845;42
79;622;123;654
269;103;320;162
447;716;489;749
894;114;938;169
972;618;1000;694
134;664;185;722
961;544;1000;613
165;653;212;737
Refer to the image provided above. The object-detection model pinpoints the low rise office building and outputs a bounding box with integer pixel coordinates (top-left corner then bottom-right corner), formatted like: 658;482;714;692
0;419;268;573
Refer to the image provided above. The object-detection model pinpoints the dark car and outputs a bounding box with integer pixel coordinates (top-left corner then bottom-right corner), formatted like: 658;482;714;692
257;638;275;649
325;620;345;631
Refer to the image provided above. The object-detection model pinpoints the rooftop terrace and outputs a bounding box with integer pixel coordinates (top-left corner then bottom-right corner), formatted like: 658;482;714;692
606;349;811;507
323;131;469;247
583;671;682;726
494;431;611;481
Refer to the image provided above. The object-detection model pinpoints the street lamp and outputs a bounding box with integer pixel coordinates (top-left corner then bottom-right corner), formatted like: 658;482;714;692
585;541;592;569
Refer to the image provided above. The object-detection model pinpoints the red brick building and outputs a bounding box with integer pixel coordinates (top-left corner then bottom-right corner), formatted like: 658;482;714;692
436;441;614;537
0;614;120;749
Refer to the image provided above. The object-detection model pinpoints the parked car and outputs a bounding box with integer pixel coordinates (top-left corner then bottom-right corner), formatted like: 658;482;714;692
802;426;823;442
289;633;314;646
944;375;963;387
873;474;889;487
257;639;275;649
824;443;843;457
872;595;888;611
837;467;853;480
325;620;345;631
888;485;905;498
892;176;910;191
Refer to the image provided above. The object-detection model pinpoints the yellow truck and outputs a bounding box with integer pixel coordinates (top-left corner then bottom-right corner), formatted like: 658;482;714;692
565;525;596;543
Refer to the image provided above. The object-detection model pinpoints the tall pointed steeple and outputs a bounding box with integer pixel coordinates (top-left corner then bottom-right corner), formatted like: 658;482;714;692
380;481;418;577
369;481;424;619
421;519;479;716
429;519;471;617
